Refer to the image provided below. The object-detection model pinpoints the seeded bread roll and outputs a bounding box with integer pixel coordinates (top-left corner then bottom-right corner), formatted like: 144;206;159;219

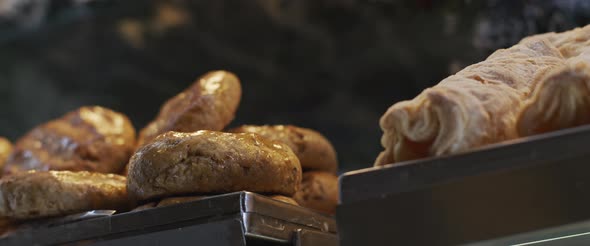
0;171;129;220
127;131;302;201
229;125;338;173
293;171;338;215
138;71;242;146
0;138;12;172
4;106;136;175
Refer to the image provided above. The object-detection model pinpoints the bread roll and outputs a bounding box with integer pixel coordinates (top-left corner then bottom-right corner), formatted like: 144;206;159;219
0;138;12;172
517;25;590;135
293;171;338;214
375;37;564;165
4;106;136;175
0;171;129;220
229;125;338;173
138;71;242;146
127;131;302;201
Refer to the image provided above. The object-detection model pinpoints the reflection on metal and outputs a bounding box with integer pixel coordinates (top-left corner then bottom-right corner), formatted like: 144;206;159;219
513;232;590;246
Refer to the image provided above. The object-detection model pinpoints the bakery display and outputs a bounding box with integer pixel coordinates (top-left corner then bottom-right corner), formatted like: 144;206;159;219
138;70;242;146
127;131;302;201
375;35;565;165
229;125;338;173
0;138;12;172
0;171;129;220
4;106;136;175
293;171;338;215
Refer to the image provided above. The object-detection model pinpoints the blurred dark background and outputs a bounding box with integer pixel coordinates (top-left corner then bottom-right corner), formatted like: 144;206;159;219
0;0;589;172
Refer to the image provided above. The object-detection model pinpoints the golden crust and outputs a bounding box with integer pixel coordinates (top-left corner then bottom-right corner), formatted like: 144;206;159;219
156;196;204;207
229;125;338;173
138;70;242;146
293;171;338;215
0;138;12;172
4;106;136;175
0;171;129;220
375;37;564;165
127;131;302;201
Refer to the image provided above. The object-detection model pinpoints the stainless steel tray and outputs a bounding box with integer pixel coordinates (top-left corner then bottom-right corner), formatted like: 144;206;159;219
0;191;337;246
337;125;590;246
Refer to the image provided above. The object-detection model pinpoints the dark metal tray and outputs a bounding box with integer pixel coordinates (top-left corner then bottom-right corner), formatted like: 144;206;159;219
337;125;590;246
0;191;337;246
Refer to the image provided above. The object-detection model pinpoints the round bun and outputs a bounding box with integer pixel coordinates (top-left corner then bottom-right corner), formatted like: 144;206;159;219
0;171;129;220
293;171;339;215
127;131;302;201
4;106;136;175
138;70;242;146
228;125;338;173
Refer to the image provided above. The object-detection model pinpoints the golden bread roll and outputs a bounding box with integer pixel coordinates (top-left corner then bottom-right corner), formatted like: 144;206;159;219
375;37;564;165
229;125;338;173
0;171;129;220
0;138;12;172
138;70;242;146
127;131;302;201
4;106;136;175
293;171;338;214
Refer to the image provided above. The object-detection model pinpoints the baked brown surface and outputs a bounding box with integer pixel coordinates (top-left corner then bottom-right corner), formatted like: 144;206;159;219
0;171;129;220
138;70;242;146
229;125;338;173
0;138;12;172
269;195;298;206
375;36;565;165
157;196;204;207
127;131;302;201
517;25;590;136
4;106;136;175
293;171;338;214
